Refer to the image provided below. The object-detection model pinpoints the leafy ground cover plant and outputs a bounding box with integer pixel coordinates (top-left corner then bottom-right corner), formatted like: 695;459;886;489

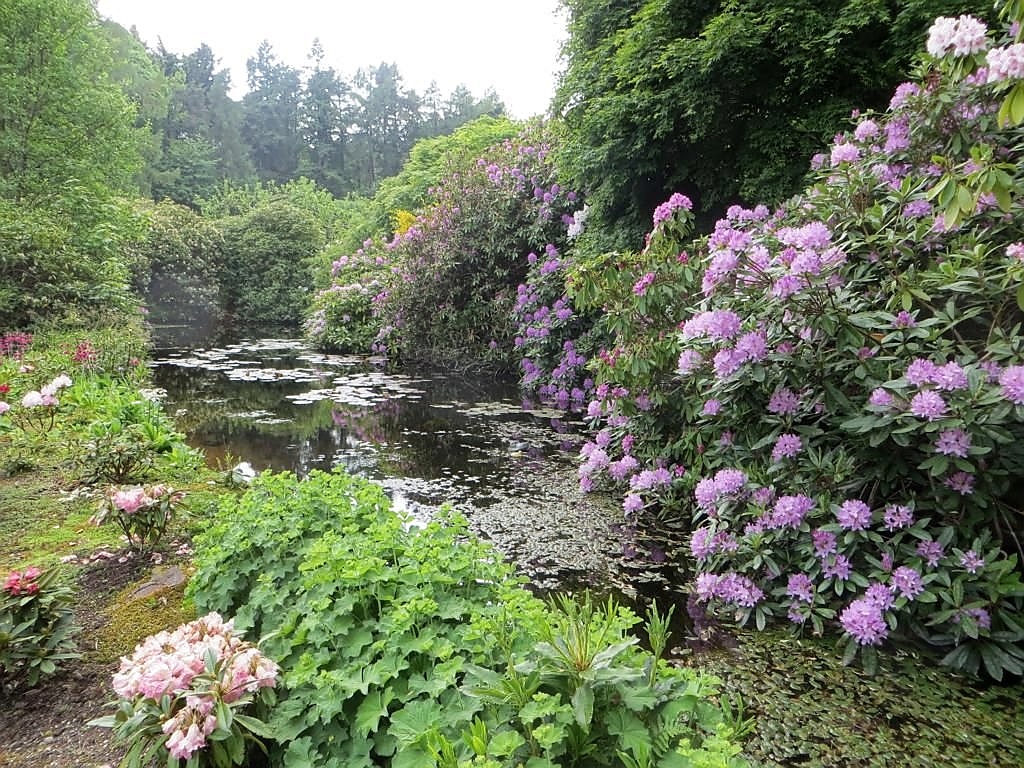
0;566;80;691
187;469;744;767
90;611;278;767
566;5;1024;677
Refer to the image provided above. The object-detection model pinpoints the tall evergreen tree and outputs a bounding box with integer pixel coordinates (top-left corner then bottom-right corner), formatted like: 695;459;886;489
242;41;302;183
299;40;354;197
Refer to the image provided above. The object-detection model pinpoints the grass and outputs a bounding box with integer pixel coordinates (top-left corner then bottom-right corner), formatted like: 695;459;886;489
0;454;122;571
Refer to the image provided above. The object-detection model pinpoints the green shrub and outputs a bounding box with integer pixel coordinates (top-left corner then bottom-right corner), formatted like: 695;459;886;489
130;200;224;326
187;470;745;767
0;566;79;691
0;190;145;329
219;201;322;325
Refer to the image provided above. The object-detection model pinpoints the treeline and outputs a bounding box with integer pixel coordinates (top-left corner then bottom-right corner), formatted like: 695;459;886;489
112;25;504;207
0;0;505;329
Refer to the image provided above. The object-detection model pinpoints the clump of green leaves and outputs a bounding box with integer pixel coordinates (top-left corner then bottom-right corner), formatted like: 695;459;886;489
0;566;80;691
187;470;745;767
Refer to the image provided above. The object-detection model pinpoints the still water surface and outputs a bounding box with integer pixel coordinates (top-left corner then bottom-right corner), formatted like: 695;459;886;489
149;336;669;595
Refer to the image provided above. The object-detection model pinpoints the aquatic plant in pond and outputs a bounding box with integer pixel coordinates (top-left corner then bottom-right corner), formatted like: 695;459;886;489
568;6;1024;677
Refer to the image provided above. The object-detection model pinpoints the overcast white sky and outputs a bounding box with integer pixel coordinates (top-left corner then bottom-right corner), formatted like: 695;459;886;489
95;0;567;119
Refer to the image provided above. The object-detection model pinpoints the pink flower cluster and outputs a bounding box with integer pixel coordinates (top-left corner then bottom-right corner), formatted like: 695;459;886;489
19;374;73;408
987;44;1024;82
652;192;693;227
112;613;278;761
3;566;42;596
109;484;177;515
926;15;989;59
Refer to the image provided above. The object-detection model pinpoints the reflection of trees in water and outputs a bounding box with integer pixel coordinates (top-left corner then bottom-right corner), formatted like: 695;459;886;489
152;341;565;484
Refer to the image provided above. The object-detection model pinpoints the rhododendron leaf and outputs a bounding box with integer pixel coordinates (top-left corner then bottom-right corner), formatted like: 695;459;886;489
1016;284;1024;312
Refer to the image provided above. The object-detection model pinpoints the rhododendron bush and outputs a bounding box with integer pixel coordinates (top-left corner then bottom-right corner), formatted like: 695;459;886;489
91;612;277;767
569;7;1024;677
308;122;586;370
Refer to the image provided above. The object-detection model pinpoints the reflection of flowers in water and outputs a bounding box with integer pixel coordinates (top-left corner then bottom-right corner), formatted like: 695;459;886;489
331;398;404;444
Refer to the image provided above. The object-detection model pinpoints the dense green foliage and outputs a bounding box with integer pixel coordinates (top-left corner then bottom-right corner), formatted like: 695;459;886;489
219;202;323;325
130;201;224;327
0;190;147;329
187;470;746;767
555;0;998;245
0;0;143;200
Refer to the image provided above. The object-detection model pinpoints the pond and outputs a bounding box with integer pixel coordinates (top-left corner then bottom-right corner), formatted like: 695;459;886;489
150;336;683;601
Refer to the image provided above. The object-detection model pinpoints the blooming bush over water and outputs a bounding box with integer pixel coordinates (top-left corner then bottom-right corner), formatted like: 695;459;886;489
91;612;277;766
569;7;1024;677
308;122;585;372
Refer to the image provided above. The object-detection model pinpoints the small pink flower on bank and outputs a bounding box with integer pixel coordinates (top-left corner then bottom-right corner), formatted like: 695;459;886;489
0;401;9;415
21;391;44;407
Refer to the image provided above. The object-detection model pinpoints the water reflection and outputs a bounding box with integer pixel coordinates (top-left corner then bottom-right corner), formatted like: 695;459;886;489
151;334;691;607
151;338;582;510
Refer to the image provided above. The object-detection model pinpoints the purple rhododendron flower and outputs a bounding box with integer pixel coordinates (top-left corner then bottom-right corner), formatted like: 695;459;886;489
891;566;924;599
713;468;747;495
694;477;718;508
910;390;947;420
691;528;714;560
868;388;894;407
623;492;644;514
999;365;1024;404
768;388;800;415
767;495;813;529
906;358;938;385
677;349;703;375
944;471;975;495
824;555;852;581
960;550;985;574
935;428;971;457
893;310;916;328
830;142;861;165
836;499;872;531
840;597;889;645
786;573;815;603
883;504;914;530
633;271;656;296
770;433;802;463
812;528;837;557
702;399;721;416
865;583;895;609
957;607;992;630
917;540;945;568
933;362;968;391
